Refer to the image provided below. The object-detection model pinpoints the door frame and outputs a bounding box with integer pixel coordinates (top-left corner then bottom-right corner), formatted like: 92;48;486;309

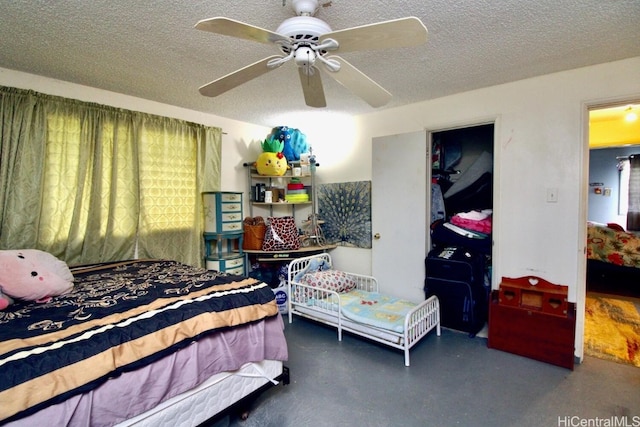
579;95;640;363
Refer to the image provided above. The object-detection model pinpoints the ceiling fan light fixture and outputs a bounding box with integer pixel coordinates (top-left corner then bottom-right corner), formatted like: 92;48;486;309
276;16;331;41
267;55;291;69
291;0;320;16
317;55;341;72
624;106;638;123
313;38;339;52
196;5;428;108
294;46;316;67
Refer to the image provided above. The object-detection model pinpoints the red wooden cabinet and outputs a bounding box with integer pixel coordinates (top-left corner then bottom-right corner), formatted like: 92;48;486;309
488;276;576;370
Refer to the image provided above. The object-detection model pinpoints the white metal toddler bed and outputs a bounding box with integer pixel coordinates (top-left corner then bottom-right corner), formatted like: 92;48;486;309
287;254;440;366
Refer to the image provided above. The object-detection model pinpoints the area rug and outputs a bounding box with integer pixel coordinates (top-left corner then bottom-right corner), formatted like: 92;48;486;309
584;293;640;367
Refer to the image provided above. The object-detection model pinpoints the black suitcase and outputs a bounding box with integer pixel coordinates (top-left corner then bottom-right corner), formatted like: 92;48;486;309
424;246;488;336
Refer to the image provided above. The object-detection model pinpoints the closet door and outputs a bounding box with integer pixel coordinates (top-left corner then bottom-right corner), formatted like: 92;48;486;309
371;131;429;303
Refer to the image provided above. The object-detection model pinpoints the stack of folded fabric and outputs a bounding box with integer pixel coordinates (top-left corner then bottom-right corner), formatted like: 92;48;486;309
285;178;309;203
431;210;493;254
448;209;492;238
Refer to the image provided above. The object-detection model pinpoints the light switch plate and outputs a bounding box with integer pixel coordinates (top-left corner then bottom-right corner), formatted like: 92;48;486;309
547;187;558;203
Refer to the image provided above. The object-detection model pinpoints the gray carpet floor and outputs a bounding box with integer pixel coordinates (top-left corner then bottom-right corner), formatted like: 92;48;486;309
216;314;640;427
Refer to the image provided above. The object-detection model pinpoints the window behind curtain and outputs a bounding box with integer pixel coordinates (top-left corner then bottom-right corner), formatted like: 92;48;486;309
137;120;203;263
0;87;221;266
619;159;630;215
139;123;197;231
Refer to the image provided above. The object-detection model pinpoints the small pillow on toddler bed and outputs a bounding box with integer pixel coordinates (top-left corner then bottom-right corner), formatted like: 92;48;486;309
297;270;357;294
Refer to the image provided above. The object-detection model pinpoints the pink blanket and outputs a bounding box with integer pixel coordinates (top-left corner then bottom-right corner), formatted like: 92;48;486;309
451;214;492;234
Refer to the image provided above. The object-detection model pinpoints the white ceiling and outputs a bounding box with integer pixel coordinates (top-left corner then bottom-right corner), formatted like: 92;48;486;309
1;0;639;127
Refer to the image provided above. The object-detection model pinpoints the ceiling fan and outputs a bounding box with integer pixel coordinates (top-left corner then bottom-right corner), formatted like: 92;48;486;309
195;0;428;108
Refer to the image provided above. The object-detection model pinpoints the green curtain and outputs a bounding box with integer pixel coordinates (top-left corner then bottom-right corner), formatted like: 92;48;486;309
0;86;221;266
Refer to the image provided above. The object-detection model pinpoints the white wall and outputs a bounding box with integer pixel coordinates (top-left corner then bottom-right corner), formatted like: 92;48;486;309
252;111;369;274
198;57;640;302
4;57;640;361
312;57;640;301
304;56;640;362
6;58;640;292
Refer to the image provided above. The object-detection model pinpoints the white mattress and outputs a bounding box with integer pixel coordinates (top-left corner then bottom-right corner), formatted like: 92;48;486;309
294;305;402;344
117;359;283;427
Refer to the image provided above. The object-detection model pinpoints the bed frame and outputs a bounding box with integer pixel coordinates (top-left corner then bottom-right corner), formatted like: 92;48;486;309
1;259;289;426
587;259;640;297
118;360;289;426
287;254;440;366
586;222;640;297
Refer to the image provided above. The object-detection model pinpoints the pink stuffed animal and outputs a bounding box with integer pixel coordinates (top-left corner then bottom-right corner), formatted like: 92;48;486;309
0;249;74;309
0;290;14;310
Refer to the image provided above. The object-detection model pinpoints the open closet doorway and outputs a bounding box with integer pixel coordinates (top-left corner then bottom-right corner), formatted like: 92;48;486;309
370;122;495;307
429;123;494;255
426;123;495;335
583;101;640;367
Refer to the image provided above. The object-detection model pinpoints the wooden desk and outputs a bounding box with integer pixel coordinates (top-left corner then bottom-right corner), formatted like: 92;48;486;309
244;244;337;262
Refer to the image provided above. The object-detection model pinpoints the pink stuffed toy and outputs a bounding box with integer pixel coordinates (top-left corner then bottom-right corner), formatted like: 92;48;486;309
0;249;74;309
0;290;14;310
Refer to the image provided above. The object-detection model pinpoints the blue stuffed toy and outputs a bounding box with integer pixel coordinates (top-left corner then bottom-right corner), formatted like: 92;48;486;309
293;257;330;282
270;126;309;162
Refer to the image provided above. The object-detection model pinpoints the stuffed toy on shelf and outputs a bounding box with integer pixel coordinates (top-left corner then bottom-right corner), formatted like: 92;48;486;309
255;137;288;176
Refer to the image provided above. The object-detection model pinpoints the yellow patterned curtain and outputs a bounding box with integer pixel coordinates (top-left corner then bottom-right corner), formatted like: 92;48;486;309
0;86;221;266
136;116;222;265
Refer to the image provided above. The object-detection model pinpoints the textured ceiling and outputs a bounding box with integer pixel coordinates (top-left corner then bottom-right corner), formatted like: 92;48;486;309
1;0;639;127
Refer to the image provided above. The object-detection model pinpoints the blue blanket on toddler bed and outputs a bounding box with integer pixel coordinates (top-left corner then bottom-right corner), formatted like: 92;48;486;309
310;289;417;333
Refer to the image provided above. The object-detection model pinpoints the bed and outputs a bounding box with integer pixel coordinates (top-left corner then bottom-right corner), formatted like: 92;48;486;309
586;221;640;290
0;259;289;426
287;254;440;367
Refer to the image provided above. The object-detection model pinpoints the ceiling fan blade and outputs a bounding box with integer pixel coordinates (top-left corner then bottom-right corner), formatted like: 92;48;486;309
323;56;391;108
195;17;290;45
320;17;427;53
199;55;282;97
298;68;326;108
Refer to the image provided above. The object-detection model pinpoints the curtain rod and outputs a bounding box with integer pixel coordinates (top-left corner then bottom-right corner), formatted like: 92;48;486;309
617;154;640;160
